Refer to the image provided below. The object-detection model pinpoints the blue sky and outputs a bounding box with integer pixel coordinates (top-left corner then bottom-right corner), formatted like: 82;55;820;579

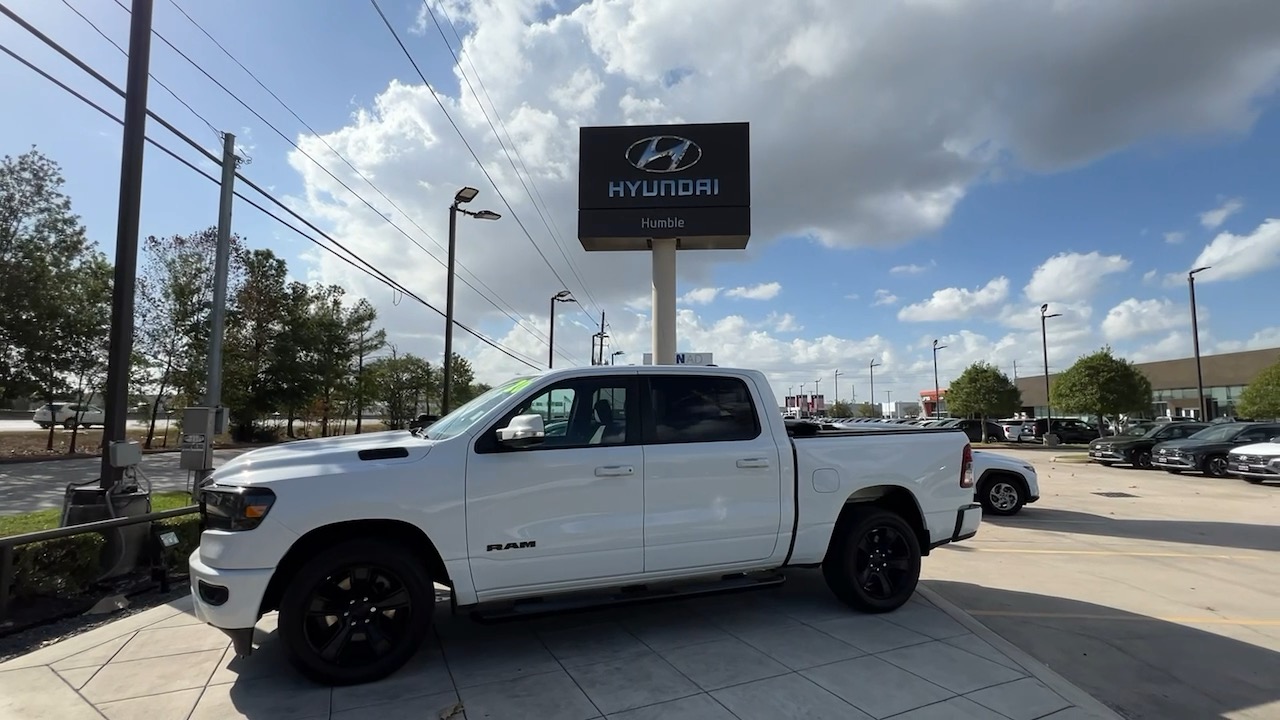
4;0;1280;408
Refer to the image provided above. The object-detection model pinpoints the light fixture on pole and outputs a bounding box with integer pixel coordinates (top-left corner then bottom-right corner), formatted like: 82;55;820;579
813;378;821;415
548;290;575;369
611;350;624;365
834;370;842;409
1040;303;1062;445
1188;266;1212;420
869;359;882;416
442;186;500;415
932;339;946;420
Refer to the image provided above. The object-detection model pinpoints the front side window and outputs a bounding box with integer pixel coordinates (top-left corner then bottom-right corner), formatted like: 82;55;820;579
647;375;760;444
1238;425;1280;443
481;377;633;452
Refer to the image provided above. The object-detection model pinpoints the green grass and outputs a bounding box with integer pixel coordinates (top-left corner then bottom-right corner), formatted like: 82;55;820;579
0;491;193;538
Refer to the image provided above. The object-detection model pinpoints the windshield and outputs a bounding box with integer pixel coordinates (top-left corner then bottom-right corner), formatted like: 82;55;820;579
1187;424;1244;442
1118;423;1156;437
424;376;536;440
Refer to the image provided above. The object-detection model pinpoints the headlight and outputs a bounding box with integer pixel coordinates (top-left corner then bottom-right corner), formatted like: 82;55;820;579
200;486;276;531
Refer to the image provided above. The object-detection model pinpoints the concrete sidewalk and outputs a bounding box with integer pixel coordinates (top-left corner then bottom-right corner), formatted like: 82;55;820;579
0;572;1119;720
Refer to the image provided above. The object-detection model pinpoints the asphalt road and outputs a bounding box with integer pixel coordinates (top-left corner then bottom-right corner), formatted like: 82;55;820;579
924;448;1280;720
0;449;247;515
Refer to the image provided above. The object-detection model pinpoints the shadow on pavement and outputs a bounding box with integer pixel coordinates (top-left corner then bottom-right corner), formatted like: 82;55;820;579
985;507;1280;553
926;580;1280;720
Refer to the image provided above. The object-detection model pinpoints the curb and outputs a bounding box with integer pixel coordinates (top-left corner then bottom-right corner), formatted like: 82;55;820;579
918;584;1123;720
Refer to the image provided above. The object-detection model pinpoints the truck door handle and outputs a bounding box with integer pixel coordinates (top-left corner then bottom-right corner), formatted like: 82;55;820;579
736;458;770;469
594;465;634;477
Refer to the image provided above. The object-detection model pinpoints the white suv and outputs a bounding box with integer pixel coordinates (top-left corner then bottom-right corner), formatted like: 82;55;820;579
32;402;105;429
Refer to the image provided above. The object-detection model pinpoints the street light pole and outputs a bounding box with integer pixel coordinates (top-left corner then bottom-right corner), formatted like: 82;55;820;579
932;339;946;420
1189;266;1211;420
869;359;882;416
813;378;821;415
548;290;574;369
834;370;842;410
1040;303;1063;444
441;187;500;415
885;390;893;419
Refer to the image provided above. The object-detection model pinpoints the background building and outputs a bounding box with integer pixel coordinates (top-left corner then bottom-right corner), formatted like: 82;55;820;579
918;388;948;418
1015;347;1279;420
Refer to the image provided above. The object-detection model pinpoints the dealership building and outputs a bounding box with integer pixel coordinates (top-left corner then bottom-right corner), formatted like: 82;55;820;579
1014;347;1279;420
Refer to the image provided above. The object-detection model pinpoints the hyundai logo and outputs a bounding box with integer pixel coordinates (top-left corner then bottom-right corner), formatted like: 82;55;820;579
626;135;702;173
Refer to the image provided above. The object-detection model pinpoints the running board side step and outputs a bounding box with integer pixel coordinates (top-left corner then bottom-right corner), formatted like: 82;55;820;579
470;570;787;624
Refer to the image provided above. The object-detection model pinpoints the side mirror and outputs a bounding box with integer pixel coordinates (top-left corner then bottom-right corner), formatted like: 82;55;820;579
497;413;545;447
1271;437;1280;444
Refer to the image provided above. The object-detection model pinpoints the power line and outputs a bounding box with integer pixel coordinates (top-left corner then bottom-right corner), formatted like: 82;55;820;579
369;0;609;335
0;34;543;370
420;1;606;326
106;0;570;363
59;0;220;139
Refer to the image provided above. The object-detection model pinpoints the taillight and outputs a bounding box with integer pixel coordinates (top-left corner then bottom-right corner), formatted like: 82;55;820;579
960;443;975;488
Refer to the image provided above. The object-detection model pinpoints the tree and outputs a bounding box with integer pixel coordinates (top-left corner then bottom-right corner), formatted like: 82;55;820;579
134;228;244;446
442;353;479;409
946;362;1022;441
856;402;882;418
829;400;854;417
221;249;290;440
1052;347;1152;435
0;148;111;406
1236;360;1280;420
369;350;436;429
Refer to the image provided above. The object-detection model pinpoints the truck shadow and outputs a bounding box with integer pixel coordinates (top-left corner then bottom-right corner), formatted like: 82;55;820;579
925;580;1280;720
985;507;1280;552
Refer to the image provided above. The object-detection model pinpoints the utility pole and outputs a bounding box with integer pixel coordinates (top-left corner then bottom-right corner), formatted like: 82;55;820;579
548;291;574;369
932;339;947;420
591;312;607;365
869;359;882;416
813;378;821;414
885;390;893;418
1189;267;1211;420
204;133;236;422
355;332;365;433
833;370;842;411
100;0;154;490
1012;359;1018;382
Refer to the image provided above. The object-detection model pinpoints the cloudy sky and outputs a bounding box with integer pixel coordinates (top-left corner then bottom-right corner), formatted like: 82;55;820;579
5;0;1280;410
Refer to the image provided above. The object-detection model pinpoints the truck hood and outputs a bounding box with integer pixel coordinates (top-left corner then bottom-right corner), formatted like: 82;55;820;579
1153;438;1230;453
211;430;433;485
1230;441;1280;456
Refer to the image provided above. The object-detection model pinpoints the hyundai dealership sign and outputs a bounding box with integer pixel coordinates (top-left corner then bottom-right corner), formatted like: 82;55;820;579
578;122;751;251
641;352;714;366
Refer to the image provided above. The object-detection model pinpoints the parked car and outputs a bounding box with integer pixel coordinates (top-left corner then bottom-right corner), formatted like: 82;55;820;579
1152;422;1280;477
1087;421;1209;468
972;450;1040;516
1228;437;1280;483
188;365;981;685
32;402;104;429
1031;418;1100;444
949;419;1007;443
998;418;1037;443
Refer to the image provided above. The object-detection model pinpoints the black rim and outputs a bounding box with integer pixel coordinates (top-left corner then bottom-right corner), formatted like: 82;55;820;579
1137;451;1151;468
302;565;414;667
1209;457;1227;476
854;525;912;600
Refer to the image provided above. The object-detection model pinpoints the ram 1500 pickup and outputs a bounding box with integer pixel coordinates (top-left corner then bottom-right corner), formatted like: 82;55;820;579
189;366;980;685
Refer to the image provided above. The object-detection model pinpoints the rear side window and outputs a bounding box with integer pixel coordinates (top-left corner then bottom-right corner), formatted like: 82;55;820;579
646;375;761;444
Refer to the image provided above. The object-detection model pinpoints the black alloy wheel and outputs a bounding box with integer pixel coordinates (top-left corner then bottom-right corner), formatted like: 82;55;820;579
823;507;921;613
1133;450;1153;469
1204;455;1230;478
279;539;434;685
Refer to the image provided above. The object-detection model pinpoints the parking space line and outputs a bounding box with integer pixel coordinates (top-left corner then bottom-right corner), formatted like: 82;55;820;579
957;547;1262;559
965;610;1280;626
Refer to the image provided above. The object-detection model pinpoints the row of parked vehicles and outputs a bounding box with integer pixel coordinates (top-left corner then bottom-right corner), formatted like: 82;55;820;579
1088;420;1280;482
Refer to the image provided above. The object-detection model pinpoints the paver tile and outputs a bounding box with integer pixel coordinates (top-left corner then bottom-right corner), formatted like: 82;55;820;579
882;602;970;640
538;621;649;668
879;641;1026;694
112;622;231;662
53;665;99;689
49;634;131;671
604;693;736;720
97;687;202;720
330;690;460;719
965;678;1072;720
567;652;699;715
443;634;562;688
621;608;732;650
802;655;953;719
733;623;864;670
331;645;453;712
457;670;599;720
80;648;222;704
187;673;331;720
888;696;1008;719
943;633;1027;672
711;672;874;720
658;637;789;691
811;614;932;654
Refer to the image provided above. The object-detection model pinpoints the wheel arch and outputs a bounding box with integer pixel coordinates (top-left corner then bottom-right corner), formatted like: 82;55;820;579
830;485;930;558
978;468;1028;498
260;518;449;616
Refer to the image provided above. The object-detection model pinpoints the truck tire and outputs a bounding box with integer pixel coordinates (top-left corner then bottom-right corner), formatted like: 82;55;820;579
278;538;435;685
822;506;922;613
978;474;1025;516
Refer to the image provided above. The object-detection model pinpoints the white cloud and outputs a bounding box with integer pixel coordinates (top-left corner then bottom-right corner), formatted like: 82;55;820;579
897;277;1010;322
1199;197;1244;229
890;261;935;275
1142;269;1159;285
1101;298;1183;341
1130;331;1193;363
681;287;721;305
1215;326;1280;354
768;312;802;332
1163;231;1185;244
873;289;900;306
280;0;1280;390
725;282;782;301
1185;218;1280;282
1024;251;1132;304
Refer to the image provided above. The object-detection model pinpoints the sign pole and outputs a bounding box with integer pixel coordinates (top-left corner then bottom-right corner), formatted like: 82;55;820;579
651;238;677;365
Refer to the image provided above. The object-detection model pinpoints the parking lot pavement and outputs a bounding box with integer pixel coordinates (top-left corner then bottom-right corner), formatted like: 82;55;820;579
925;448;1280;720
0;570;1114;720
0;449;247;515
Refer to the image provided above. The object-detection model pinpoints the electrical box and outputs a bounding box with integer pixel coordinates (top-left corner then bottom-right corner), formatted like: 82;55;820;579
180;406;215;471
109;440;143;469
213;406;229;435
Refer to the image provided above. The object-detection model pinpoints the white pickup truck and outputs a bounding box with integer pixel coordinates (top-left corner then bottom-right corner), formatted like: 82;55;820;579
189;366;980;685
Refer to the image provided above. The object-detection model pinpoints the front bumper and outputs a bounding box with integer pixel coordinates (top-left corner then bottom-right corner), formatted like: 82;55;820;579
932;503;982;548
1153;455;1195;470
1230;460;1280;480
1088;449;1126;462
188;549;274;632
